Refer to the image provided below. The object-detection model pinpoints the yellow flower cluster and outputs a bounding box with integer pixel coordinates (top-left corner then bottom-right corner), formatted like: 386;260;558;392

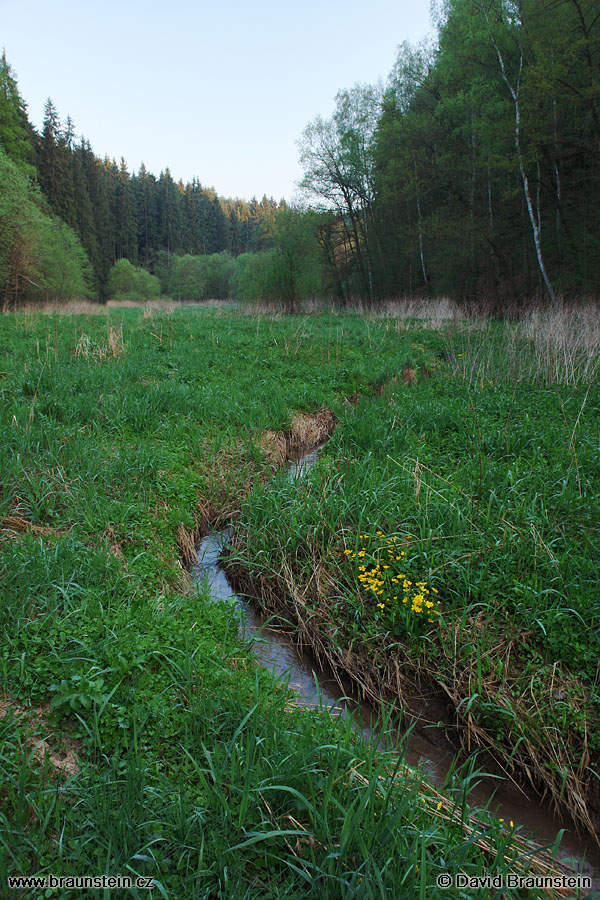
344;531;440;626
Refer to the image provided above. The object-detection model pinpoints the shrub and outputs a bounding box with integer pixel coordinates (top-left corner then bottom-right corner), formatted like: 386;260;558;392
165;252;234;301
199;252;234;299
106;259;160;300
172;254;206;300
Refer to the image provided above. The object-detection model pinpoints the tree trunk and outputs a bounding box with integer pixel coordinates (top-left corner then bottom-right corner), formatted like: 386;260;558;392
413;156;428;286
482;10;557;303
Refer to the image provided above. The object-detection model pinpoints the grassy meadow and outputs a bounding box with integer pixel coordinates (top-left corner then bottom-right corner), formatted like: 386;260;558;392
233;310;600;838
0;302;598;899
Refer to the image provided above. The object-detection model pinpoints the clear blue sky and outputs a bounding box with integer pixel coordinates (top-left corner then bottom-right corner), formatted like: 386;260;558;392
1;0;433;201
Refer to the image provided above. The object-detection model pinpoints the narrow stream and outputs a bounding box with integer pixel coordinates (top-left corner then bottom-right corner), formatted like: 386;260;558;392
193;445;599;887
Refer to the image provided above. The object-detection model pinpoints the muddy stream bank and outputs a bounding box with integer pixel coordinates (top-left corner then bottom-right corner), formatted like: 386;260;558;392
192;444;600;888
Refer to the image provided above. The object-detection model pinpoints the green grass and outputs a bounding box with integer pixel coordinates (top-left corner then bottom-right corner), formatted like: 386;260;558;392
0;307;587;898
232;326;600;839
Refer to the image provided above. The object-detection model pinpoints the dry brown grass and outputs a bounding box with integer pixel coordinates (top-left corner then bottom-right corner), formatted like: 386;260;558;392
287;408;336;453
107;297;236;310
401;366;417;385
434;614;598;835
299;295;467;320
521;303;600;384
259;430;288;468
370;295;466;322
74;323;126;361
170;411;336;567
0;514;64;542
0;696;80;779
102;524;126;562
225;551;600;848
447;301;600;385
177;523;199;569
10;300;109;317
4;297;240;317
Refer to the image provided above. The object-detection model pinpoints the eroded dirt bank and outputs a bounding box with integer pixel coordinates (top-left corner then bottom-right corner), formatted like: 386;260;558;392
200;407;600;859
224;554;600;863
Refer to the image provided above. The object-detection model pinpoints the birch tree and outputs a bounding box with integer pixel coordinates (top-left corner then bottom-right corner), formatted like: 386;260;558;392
473;0;557;302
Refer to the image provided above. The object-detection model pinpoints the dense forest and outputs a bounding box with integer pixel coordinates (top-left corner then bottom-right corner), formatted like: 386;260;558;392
0;51;283;307
1;0;599;309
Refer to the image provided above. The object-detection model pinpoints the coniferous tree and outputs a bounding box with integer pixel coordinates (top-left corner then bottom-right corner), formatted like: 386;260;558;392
71;141;97;287
209;197;230;253
36;99;77;228
132;163;160;266
158;168;183;255
79;141;113;296
0;51;35;175
113;158;138;261
181;178;206;254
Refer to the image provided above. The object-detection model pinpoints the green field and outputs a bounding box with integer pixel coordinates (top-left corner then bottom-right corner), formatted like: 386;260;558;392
1;304;598;899
233;314;600;836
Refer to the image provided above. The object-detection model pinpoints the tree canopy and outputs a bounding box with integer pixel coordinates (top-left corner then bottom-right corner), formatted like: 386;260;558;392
1;2;598;310
298;0;600;302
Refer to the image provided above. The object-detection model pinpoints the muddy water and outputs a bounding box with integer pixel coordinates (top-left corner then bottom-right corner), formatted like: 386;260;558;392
193;447;600;885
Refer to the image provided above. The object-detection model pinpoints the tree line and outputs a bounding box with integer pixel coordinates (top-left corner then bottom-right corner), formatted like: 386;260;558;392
1;0;599;310
0;51;283;308
299;0;600;304
35;98;283;298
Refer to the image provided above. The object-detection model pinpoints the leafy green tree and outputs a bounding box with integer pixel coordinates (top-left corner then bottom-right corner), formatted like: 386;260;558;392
198;252;234;298
0;51;35;176
470;0;556;301
171;254;207;300
0;145;91;308
106;258;159;299
269;207;322;311
0;146;39;309
519;0;600;289
230;209;322;310
230;252;276;304
35;216;91;302
366;0;600;300
299;84;383;301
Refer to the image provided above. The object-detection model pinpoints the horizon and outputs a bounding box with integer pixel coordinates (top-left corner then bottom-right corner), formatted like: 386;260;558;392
1;0;433;202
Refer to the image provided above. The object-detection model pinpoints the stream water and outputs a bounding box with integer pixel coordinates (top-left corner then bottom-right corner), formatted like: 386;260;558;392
192;445;599;887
